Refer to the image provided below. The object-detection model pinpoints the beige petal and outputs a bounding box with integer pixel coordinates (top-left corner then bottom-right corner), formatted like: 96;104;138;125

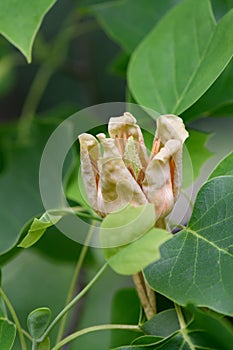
78;133;100;211
108;112;148;167
142;140;181;218
156;114;189;145
97;133;148;214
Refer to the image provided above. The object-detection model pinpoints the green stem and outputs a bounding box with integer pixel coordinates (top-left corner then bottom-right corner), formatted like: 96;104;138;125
52;324;141;350
175;303;186;329
38;263;108;343
0;288;27;350
56;223;95;342
175;303;195;350
32;340;37;350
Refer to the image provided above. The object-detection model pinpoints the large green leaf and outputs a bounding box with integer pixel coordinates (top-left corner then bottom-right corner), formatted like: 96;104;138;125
128;0;233;115
144;176;233;316
112;306;233;350
0;0;57;62
91;0;179;53
209;151;233;179
0;319;16;350
182;60;233;121
141;309;180;338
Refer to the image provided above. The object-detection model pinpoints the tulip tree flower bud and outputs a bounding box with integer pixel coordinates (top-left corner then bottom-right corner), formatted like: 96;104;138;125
78;113;189;219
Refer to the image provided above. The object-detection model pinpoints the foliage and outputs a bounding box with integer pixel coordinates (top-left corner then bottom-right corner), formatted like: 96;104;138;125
0;0;232;349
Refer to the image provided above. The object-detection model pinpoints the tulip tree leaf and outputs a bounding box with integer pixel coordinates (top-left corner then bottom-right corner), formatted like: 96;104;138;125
101;204;172;275
131;336;163;346
112;306;233;350
182;60;233;121
0;319;16;350
141;309;180;338
128;0;233;115
144;176;233;316
0;0;57;63
183;129;213;188
90;0;179;53
209;151;233;179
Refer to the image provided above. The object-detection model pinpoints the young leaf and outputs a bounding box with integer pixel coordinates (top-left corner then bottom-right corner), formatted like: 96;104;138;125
0;0;57;62
0;319;16;350
128;0;233;115
27;307;51;339
209;151;233;179
144;176;233;316
18;212;61;249
101;204;171;275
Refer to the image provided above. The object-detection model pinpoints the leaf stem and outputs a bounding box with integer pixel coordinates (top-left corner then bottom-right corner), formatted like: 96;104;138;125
0;287;27;350
52;324;141;350
175;303;186;329
56;223;95;342
175;303;195;350
38;263;108;343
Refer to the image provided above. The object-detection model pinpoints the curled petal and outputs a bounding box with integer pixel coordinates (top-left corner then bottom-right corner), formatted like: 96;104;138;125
108;112;148;167
78;133;100;211
142;140;181;218
97;133;148;214
156;114;189;145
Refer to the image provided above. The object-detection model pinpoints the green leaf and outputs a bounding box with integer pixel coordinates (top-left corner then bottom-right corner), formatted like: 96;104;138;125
141;309;180;338
27;307;51;339
144;176;233;316
112;306;233;349
91;0;179;53
101;204;156;248
0;319;16;350
110;288;141;348
128;0;233;115
101;205;171;275
131;336;163;346
209;151;233;179
183;129;213;188
182;60;233;121
18;206;99;249
18;212;61;249
0;0;57;63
